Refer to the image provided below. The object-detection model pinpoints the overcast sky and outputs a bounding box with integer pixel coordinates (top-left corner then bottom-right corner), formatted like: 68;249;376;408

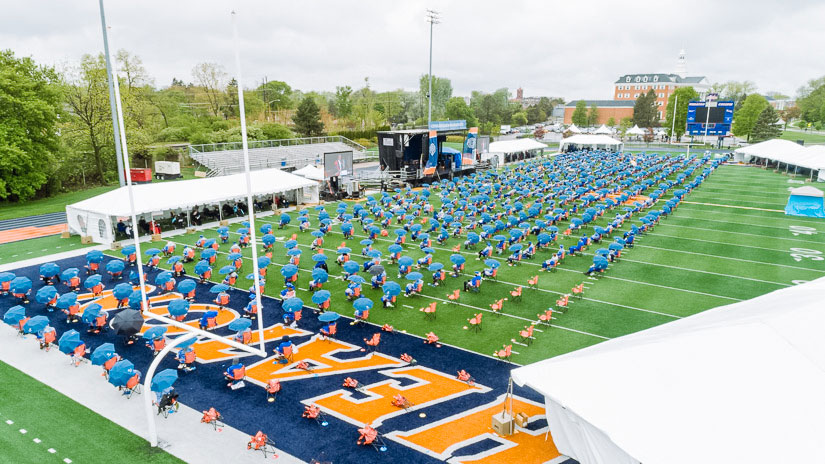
2;0;823;100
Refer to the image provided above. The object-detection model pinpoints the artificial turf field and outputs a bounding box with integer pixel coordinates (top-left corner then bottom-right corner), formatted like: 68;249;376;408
1;159;824;463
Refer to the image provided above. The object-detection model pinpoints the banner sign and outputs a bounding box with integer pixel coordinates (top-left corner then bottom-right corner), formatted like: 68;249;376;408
428;120;467;131
461;127;478;166
423;130;438;175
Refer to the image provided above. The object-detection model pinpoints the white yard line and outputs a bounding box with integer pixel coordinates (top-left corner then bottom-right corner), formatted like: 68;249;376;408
675;203;825;225
656;223;825;246
646;232;796;253
632;244;825;273
666;214;817;232
680;201;784;213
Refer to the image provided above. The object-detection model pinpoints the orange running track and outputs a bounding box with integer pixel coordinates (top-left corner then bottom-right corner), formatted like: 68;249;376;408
0;224;67;244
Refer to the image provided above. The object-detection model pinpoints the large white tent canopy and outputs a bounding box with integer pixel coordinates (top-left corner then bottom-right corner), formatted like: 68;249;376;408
488;138;548;154
511;277;825;464
67;168;318;243
594;124;612;135
733;139;825;172
625;125;645;136
559;134;623;152
292;164;325;181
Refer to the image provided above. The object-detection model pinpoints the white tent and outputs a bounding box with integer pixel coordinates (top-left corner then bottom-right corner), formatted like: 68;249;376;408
66;168;318;244
594;125;612;135
567;124;582;134
733;139;825;180
559;135;623;152
625;125;645;136
292;164;325;181
511;277;825;464
488;139;547;154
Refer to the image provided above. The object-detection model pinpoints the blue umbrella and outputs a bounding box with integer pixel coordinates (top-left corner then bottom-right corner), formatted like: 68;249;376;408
40;263;60;278
493;235;506;242
23;315;50;334
217;226;229;235
203;239;216;249
168;299;190;316
177;279;197;294
510;244;523;252
229;318;253;332
113;283;133;300
0;272;15;283
450;254;466;265
398;256;414;267
343;261;360;274
262;234;276;246
258;256;271;268
428;263;444;271
56;293;78;310
35;286;58;304
128;290;144;309
144;248;161;256
382;282;401;296
311;268;328;283
406;272;423;281
121;244;136;256
282;297;303;313
3;306;26;326
201;249;217;259
143;326;167;340
311;290;331;304
108;359;135;387
353;297;374;312
86;250;104;264
84;275;103;289
58;330;82;354
150;369;178;393
367;250;382;258
210;283;230;294
175;336;198;349
280;213;291;224
388;245;403;254
288;249;302;257
318;312;340;322
484;259;501;269
280;265;298;278
312;254;328;262
394;229;407;237
81;303;103;324
155;271;174;286
91;343;117;366
336;247;352;255
360;239;373;246
227;253;242;262
167;256;182;265
194;260;211;275
219;265;236;275
311;231;324;238
260;224;273;234
348;275;366;284
238;228;249;235
609;243;624;251
59;268;79;282
284;240;298;249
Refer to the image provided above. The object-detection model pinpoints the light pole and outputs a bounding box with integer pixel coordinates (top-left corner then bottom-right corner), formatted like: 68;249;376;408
426;9;440;128
703;91;717;146
98;0;125;187
670;94;678;144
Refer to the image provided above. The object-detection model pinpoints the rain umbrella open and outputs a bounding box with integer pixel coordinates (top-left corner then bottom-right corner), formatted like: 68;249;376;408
121;244;136;256
144;248;161;256
382;281;401;296
237;228;249;235
510;244;523;252
150;369;178;393
113;283;133;300
84;275;102;290
398;256;414;267
86;250;104;263
258;256;271;268
336;247;352;255
282;297;304;313
360;239;373;246
284;240;298;249
23;315;49;334
353;298;373;312
203;239;216;249
194;261;211;275
450;254;466;265
311;268;328;283
428;263;443;272
201;249;217;260
56;293;78;310
406;272;423;281
311;231;325;238
484;259;501;269
60;268;79;282
210;283;230;294
40;263;60;278
311;290;331;304
318;312;340;322
167;256;182;265
347;275;366;284
3;306;26;326
91;343;117;366
288;249;302;257
218;265;236;275
227;253;242;262
11;276;32;294
111;310;144;336
143;326;167;340
261;224;273;234
177;279;197;294
343;261;360;274
58;330;83;354
0;272;15;283
388;245;403;254
367;250;382;259
368;264;386;276
106;260;125;275
229;318;253;332
81;303;103;324
280;265;298;278
168;299;190;317
312;253;328;262
35;286;58;304
108;359;135;387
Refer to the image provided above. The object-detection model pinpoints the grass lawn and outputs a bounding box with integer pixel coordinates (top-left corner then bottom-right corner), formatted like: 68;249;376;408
0;361;182;464
0;235;94;266
0;185;119;221
94;161;824;365
780;130;825;144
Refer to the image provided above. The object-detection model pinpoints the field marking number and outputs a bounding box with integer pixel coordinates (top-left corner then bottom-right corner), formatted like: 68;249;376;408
789;225;817;236
789;247;823;262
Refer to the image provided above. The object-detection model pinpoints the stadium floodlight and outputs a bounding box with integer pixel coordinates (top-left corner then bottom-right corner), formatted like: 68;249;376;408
426;9;440;127
104;12;268;447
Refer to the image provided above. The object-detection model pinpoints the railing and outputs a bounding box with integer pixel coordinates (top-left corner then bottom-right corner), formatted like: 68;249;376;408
188;135;367;155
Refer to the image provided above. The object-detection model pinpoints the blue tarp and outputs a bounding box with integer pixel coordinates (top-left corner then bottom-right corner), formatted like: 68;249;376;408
785;194;825;218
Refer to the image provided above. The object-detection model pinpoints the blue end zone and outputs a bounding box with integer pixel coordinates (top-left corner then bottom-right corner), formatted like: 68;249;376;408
1;254;565;463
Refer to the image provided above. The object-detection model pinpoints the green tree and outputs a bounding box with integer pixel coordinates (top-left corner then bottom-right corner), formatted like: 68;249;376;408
511;111;528;126
606;117;616;127
445;97;478;127
470;89;512;127
571;100;587;126
713;80;757;108
796;75;825;123
334;85;353;118
663;86;699;139
750;105;782;142
633;89;658;128
191;62;227;117
618;116;633;138
525;105;546;125
292;96;325;136
732;94;769;140
259;80;293;113
0;50;62;200
586;104;599;126
419;75;453;120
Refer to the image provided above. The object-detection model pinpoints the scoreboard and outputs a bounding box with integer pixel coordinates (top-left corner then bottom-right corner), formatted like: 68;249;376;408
686;100;734;136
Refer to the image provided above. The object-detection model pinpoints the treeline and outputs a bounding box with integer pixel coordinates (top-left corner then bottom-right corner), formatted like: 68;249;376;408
0;49;562;201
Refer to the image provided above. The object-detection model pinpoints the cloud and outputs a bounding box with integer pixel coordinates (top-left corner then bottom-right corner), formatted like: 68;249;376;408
1;0;822;99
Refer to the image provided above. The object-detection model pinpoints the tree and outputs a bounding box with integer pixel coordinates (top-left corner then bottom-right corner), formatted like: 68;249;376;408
191;62;227;117
713;80;757;107
292;96;324;136
511;111;528;126
618;116;633;138
586;104;599;126
750;105;782;142
419;75;453;120
223;78;238;118
663;86;699;139
571;101;587;126
470;89;512;127
633;89;658;128
526;105;546;125
334;85;353;118
0;50;62;200
606;117;616;127
732;94;769;140
259;80;293;115
445;97;478;127
780;106;801;129
536;97;556;118
796;75;825;123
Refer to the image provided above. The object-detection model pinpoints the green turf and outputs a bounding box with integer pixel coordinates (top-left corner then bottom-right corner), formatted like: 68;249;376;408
104;162;823;365
780;130;825;144
0;361;183;464
0;235;94;265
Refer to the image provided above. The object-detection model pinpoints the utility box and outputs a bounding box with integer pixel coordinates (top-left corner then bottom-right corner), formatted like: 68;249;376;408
81;235;93;244
491;412;514;436
154;161;181;180
128;168;152;183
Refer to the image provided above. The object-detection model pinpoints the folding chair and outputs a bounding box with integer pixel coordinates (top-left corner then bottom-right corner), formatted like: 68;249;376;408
467;313;482;332
124;372;142;397
493;344;512;363
157;390;179;418
266;379;281;403
391;394;414;410
302;405;329;426
400;353;416;365
572;283;584;298
456;370;476;386
509;286;522;302
247;431;278;458
447;289;460;303
320;322;337;341
364;333;381;352
421;302;437;320
537;309;553;326
342;377;365;392
519;324;535;345
490;299;505;315
200;407;224;431
357;424;388;452
528;275;539;289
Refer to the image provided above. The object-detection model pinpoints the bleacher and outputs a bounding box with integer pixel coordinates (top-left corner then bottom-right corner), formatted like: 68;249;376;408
189;136;369;177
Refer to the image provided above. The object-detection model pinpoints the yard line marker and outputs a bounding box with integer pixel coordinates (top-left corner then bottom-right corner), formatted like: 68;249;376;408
681;201;783;213
402;305;413;309
33;438;41;443
48;448;56;453
633;244;825;274
64;459;72;464
5;420;12;425
19;429;26;434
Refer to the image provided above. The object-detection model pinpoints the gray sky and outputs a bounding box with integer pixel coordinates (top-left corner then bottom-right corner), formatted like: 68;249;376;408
2;0;822;100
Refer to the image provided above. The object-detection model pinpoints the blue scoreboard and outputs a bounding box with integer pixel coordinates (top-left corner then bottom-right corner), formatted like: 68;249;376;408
686;100;734;135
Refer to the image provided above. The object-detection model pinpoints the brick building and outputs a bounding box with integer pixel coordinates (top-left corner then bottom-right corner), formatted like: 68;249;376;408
563;100;634;125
